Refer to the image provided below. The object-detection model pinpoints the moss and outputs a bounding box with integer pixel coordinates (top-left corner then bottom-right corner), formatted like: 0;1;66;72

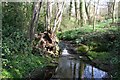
77;44;89;53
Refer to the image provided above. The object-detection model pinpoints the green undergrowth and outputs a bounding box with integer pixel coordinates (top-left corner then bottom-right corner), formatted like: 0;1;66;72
88;51;115;64
2;53;53;78
2;31;54;78
57;25;117;42
60;16;114;32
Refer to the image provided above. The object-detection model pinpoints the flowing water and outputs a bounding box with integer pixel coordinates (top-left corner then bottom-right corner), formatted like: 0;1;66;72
50;48;109;80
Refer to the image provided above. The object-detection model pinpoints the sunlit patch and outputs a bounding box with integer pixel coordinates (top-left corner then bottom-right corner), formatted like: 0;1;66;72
84;65;108;78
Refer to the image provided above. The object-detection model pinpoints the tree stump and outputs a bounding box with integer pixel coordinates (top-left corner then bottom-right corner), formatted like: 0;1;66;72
32;31;61;57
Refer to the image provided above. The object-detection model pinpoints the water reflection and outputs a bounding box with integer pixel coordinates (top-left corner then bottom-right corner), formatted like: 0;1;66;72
51;49;109;79
84;65;108;78
79;61;85;79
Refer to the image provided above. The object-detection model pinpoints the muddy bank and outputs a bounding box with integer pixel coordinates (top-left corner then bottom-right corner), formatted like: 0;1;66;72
26;64;58;80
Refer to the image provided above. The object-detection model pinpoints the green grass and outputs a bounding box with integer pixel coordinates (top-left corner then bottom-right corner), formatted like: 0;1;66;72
57;24;117;42
88;51;112;63
60;17;115;32
2;53;53;78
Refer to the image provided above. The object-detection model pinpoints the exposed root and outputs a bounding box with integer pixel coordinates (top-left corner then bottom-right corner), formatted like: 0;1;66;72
32;31;61;57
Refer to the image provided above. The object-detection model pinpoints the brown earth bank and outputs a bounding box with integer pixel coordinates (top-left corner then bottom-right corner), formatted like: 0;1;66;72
26;65;58;80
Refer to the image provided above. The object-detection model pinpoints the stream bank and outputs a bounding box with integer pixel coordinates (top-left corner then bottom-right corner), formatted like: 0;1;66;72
26;41;113;80
60;41;114;72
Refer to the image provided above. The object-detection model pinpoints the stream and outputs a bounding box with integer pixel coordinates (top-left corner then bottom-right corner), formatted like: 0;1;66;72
50;48;110;80
28;42;111;80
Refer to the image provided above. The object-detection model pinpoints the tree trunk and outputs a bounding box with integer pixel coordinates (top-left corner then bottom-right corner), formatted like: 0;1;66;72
74;0;77;21
43;3;47;29
112;0;116;23
79;0;87;27
69;0;72;20
93;0;99;31
46;0;53;31
93;4;96;31
29;0;42;42
107;2;113;19
85;0;92;25
52;2;64;33
79;0;83;27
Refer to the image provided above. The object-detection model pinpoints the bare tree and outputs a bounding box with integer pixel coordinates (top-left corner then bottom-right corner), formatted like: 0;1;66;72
79;0;87;26
107;2;113;19
74;0;77;21
45;1;64;33
52;2;64;33
107;0;116;23
69;0;72;20
74;0;80;25
112;0;116;23
93;0;99;31
29;0;42;41
46;0;53;31
85;0;92;24
79;0;83;26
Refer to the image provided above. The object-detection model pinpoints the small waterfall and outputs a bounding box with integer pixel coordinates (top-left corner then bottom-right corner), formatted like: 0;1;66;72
62;48;70;56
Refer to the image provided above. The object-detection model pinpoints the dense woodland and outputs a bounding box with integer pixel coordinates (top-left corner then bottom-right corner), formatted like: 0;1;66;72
1;0;120;79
